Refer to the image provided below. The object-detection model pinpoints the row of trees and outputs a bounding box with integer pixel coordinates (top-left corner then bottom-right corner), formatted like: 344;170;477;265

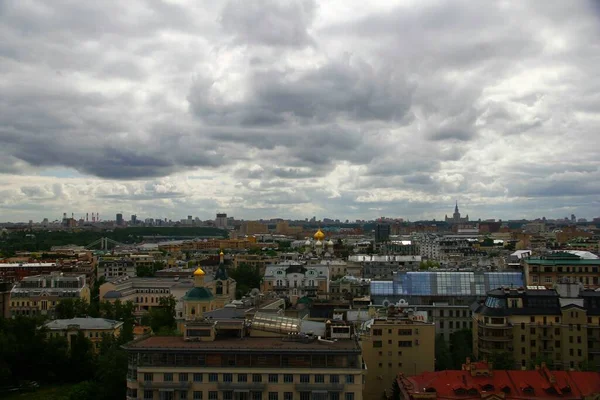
228;263;262;299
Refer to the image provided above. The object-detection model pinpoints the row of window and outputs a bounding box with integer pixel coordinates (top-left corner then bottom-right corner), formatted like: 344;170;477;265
143;373;355;384
372;328;418;336
134;390;355;400
439;321;470;330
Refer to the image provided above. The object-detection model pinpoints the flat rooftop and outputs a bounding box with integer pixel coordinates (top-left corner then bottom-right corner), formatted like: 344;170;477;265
125;335;360;352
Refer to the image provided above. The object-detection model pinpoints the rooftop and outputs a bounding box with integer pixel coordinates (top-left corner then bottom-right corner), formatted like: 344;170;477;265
124;335;360;352
44;317;123;330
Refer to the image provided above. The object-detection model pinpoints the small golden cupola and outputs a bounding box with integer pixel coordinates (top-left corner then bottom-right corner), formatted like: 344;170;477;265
314;228;326;241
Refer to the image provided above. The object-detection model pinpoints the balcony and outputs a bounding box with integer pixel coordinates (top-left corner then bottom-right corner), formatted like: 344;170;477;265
477;320;512;329
478;333;513;342
139;381;191;390
538;333;553;340
217;383;266;391
541;347;554;353
295;383;345;392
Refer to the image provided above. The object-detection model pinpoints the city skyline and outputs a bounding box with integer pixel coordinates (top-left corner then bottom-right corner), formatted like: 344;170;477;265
1;1;599;222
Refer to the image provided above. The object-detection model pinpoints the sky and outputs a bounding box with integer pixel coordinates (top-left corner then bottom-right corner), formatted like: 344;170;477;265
1;0;599;223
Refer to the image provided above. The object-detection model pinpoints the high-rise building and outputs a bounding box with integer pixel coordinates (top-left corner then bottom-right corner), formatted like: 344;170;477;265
215;213;228;229
374;223;391;242
240;221;269;235
116;213;124;226
131;215;137;224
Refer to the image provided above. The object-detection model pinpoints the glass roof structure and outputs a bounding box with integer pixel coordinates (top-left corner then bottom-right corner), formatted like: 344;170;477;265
251;312;301;334
370;271;523;297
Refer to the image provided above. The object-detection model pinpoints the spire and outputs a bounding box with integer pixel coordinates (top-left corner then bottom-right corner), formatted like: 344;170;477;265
455;200;459;213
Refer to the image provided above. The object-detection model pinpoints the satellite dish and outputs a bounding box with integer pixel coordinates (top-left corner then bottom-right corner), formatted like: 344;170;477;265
382;299;390;307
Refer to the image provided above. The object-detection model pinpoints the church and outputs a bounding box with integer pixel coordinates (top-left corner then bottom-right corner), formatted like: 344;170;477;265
181;251;236;321
445;201;469;224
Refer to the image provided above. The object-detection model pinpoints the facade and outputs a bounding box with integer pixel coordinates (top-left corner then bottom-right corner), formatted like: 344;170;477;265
43;317;123;352
396;359;600;400
9;272;90;317
0;282;10;318
261;263;330;302
0;262;59;283
418;236;478;263
124;315;365;400
98;257;136;279
361;308;435;399
357;256;422;279
215;213;228;229
240;221;269;235
523;252;600;288
472;284;600;370
329;276;370;302
375;223;391;243
232;254;278;273
444;202;469;224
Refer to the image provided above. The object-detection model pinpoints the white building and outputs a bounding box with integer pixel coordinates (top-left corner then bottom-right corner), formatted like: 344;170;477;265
261;263;330;302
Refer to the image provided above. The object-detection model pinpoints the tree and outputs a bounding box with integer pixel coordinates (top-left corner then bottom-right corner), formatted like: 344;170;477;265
435;334;453;371
488;351;515;370
529;354;554;370
449;329;473;369
149;295;177;333
136;262;165;277
229;263;261;299
55;298;90;319
419;260;440;270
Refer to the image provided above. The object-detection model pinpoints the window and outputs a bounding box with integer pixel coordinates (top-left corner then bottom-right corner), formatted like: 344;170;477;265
238;374;248;382
398;341;412;347
284;393;293;400
315;374;325;383
373;341;382;348
209;373;218;382
193;392;203;400
252;393;262;400
268;393;279;400
224;374;233;382
268;374;278;383
398;329;412;335
300;393;311;400
330;375;339;383
345;394;355;400
144;373;153;382
179;373;188;382
144;390;153;400
284;374;293;383
164;373;173;382
209;392;218;400
180;392;188;400
300;374;310;383
193;373;203;382
253;374;262;383
346;375;354;384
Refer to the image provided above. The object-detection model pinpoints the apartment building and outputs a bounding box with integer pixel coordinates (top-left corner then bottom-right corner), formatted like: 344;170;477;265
98;257;136;279
0;262;59;283
43;317;123;352
472;284;600;370
329;276;370;302
9;272;89;317
124;315;365;400
396;359;600;400
360;308;435;399
349;255;421;279
523;252;600;288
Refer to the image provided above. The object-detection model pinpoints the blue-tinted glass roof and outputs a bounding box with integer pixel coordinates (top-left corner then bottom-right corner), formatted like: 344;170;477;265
370;271;523;297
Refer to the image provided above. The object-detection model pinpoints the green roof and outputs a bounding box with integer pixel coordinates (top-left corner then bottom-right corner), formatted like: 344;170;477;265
183;287;214;301
525;258;600;265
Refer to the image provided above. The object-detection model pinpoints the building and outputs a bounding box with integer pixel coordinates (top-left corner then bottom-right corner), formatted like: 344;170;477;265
116;213;124;226
472;284;600;370
329;276;370;302
240;221;269;235
0;262;59;284
43;317;123;352
124;315;365;400
215;213;228;229
97;257;136;279
0;282;11;318
9;273;90;317
418;236;478;263
232;254;279;273
361;306;435;399
370;271;523;341
352;255;422;279
261;263;330;303
375;223;391;243
445;202;469;224
395;359;600;400
524;252;600;288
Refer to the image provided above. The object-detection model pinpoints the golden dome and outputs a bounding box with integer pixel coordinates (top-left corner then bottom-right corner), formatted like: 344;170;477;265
193;267;205;276
314;228;326;241
220;250;224;256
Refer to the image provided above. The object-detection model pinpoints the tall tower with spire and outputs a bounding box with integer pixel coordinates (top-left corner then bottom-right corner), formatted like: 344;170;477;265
446;201;469;224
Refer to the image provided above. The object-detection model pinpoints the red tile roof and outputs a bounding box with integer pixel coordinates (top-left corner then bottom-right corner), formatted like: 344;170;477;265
397;362;600;400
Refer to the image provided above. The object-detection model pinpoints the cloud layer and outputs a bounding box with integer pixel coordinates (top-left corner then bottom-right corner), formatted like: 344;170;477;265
0;0;599;222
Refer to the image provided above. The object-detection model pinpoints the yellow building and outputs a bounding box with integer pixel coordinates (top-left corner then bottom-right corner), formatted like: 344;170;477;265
124;314;365;400
472;284;600;370
240;221;269;235
524;252;600;288
43;317;123;352
9;273;90;318
360;308;435;399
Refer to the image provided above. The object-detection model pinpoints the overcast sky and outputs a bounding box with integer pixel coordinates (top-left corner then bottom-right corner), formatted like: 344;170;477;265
1;0;599;223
